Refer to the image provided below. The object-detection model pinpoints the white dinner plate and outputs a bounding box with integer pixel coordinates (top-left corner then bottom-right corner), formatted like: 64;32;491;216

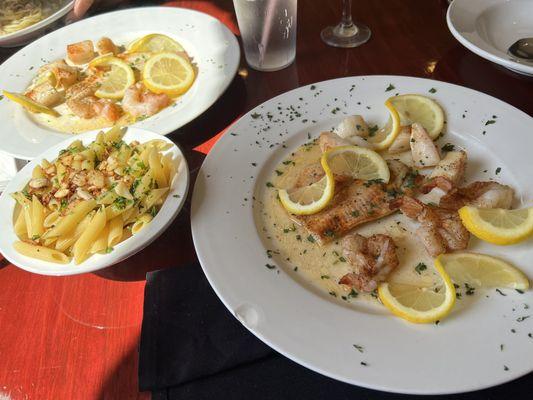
0;127;189;276
0;1;74;47
191;75;533;394
0;6;240;160
447;0;533;76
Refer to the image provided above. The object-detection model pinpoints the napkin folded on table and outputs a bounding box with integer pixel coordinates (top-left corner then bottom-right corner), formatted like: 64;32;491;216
139;264;533;400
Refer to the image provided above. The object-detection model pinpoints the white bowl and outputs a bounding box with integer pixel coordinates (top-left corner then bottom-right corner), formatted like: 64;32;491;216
0;127;189;276
447;0;533;76
0;1;74;47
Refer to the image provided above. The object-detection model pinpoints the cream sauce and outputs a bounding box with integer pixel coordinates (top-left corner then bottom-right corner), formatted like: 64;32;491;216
257;140;441;308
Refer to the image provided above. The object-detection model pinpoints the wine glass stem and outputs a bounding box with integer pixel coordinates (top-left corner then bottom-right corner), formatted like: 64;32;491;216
341;0;354;28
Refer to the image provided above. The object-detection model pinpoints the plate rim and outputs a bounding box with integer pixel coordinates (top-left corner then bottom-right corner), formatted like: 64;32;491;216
446;0;533;76
191;74;533;395
0;126;189;276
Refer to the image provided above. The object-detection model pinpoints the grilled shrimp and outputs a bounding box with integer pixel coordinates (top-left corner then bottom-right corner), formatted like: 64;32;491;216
439;181;514;210
410;123;440;168
422;150;467;193
122;83;170;118
399;196;469;257
67;40;96;64
96;37;119;55
339;233;399;292
39;60;78;89
26;81;63;107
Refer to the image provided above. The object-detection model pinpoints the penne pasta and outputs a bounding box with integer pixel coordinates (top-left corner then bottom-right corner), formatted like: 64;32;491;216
13;241;69;264
14;208;27;239
90;224;109;254
107;216;123;247
131;213;153;235
149;147;167;188
44;199;96;239
142;187;169;211
31;195;45;239
44;211;60;228
73;206;106;264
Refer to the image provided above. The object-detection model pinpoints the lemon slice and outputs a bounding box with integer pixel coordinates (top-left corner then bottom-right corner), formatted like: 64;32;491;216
127;34;184;53
367;100;401;150
437;253;529;290
3;90;59;117
324;145;390;183
278;153;335;215
378;261;456;323
458;206;533;245
89;56;135;99
388;94;444;140
143;52;195;96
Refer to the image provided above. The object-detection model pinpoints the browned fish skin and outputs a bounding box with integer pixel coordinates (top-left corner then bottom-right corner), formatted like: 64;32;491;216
439;181;514;211
292;179;400;244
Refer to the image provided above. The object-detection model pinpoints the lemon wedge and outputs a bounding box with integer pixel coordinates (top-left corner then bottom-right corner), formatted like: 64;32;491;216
437;253;529;291
378;261;456;323
3;90;59;117
388;94;444;140
89;56;135;99
367;100;401;151
278;153;334;216
324;145;390;182
127;34;184;53
143;52;195;96
458;206;533;245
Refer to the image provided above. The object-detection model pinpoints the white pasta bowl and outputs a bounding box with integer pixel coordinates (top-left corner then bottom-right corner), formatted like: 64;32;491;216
0;1;74;47
0;127;189;276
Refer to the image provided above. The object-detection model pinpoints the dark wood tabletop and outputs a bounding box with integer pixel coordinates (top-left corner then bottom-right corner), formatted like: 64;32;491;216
0;1;532;398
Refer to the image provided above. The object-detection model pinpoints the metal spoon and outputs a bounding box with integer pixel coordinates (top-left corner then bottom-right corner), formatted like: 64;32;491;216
507;38;533;64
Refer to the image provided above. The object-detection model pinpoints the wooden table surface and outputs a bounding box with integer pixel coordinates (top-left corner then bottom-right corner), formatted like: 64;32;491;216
0;1;532;399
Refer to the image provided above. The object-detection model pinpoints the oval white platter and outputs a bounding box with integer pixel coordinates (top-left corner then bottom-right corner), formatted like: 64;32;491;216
447;0;533;76
0;1;74;47
191;75;533;394
0;127;189;276
0;6;240;160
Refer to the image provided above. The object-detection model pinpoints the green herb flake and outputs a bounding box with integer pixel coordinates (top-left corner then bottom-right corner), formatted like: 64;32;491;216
348;289;358;298
307;235;315;243
251;112;262;119
368;125;379;137
385;84;395;92
105;247;114;253
495;167;501;175
351;210;360;217
441;143;455;152
429;88;437;94
517;316;530;322
320;275;330;280
485;120;496;126
265;263;276;270
415;262;427;274
329;291;337;297
266;182;274;188
353;344;364;353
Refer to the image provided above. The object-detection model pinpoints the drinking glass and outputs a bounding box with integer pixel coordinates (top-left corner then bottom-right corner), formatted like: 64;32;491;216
321;0;371;48
233;0;297;71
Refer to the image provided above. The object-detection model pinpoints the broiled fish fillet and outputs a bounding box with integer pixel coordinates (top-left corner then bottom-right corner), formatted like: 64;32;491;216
292;178;400;244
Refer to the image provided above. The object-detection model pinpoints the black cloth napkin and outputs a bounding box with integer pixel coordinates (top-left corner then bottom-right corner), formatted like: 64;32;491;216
139;264;533;400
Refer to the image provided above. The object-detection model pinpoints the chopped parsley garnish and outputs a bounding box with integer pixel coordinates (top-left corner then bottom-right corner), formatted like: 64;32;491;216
266;182;274;188
496;289;507;296
113;196;128;210
428;88;437;93
485;120;496;126
320;275;330;280
275;170;283;176
353;344;364;353
368;125;379;137
360;361;368;366
495;167;501;175
329;291;337;297
310;85;316;90
265;263;276;270
105;247;114;253
385;84;395;92
251;112;261;119
31;235;40;241
339;256;347;263
403;170;419;189
516;289;525;294
59;198;68;211
441;143;455;152
414;262;427;274
149;206;158;218
348;289;358;298
172;194;180;198
465;283;475;296
307;235;315;243
295;234;302;241
363;178;383;187
351;210;360;217
324;230;335;238
517;316;530;322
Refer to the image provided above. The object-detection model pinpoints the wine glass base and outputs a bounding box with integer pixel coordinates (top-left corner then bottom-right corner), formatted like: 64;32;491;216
321;22;371;48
